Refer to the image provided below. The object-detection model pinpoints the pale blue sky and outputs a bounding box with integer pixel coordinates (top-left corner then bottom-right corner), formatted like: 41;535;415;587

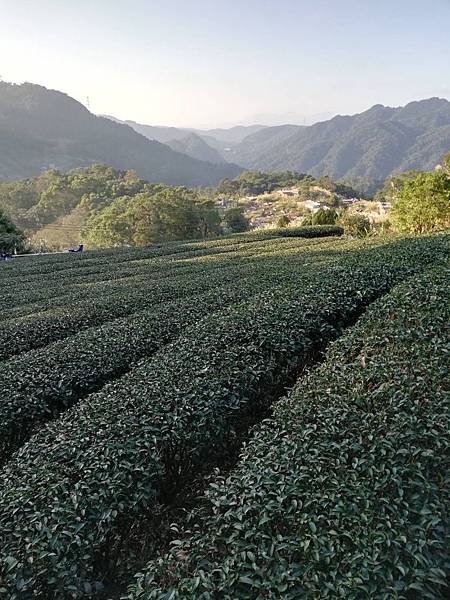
1;0;449;127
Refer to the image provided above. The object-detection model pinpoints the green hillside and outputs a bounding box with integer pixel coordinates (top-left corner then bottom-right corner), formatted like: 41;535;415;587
0;167;358;250
0;82;241;186
0;231;448;598
227;98;450;189
166;132;226;164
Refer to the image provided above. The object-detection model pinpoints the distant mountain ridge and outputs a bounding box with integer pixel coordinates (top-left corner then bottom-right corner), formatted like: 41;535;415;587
109;99;450;188
2;83;448;190
103;117;266;161
166;133;226;164
226;98;450;183
103;117;266;146
0;82;241;186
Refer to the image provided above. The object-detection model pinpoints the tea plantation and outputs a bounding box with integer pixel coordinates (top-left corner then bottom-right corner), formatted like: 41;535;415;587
0;227;448;599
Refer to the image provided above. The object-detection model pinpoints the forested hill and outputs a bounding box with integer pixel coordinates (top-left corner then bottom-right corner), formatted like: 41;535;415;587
0;82;241;186
166;133;226;164
227;98;450;187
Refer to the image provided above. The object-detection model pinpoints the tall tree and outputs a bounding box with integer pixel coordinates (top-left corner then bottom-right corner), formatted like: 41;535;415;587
223;207;250;233
0;209;26;253
84;188;222;248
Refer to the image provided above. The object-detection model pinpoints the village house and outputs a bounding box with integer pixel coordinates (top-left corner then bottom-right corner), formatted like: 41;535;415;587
305;200;323;213
277;188;300;196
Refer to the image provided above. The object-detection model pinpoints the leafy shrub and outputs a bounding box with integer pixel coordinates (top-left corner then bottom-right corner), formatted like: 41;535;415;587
0;254;324;464
312;207;339;225
276;214;290;228
277;225;343;238
233;225;344;240
223;206;250;232
0;209;26;253
391;170;450;234
129;266;450;600
340;212;372;237
301;208;339;227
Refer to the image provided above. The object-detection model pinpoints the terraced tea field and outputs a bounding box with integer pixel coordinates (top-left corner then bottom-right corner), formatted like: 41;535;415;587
0;228;448;599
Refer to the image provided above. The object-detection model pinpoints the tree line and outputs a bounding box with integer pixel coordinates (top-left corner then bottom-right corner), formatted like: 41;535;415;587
0;157;448;253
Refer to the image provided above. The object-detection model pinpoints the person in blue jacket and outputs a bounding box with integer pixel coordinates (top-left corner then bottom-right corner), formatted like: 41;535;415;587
68;244;84;253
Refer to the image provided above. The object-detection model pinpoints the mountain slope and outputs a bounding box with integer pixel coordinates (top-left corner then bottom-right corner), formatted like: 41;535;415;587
225;124;303;166
103;117;190;144
229;98;450;181
0;83;241;186
191;124;267;144
166;133;225;164
105;117;267;160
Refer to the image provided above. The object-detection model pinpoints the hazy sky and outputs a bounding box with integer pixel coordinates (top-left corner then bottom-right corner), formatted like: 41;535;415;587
1;0;449;128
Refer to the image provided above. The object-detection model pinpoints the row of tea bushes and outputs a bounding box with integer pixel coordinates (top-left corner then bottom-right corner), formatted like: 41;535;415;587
232;224;344;240
0;254;268;360
0;241;242;306
0;235;322;320
0;262;313;464
129;265;450;600
0;222;344;278
0;255;218;320
1;233;425;326
0;236;234;281
276;225;344;238
0;228;312;285
0;235;351;355
0;237;445;597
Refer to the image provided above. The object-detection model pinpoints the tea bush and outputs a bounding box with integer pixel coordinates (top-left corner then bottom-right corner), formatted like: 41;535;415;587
129;266;450;600
0;232;447;598
0;235;448;597
0;259;321;463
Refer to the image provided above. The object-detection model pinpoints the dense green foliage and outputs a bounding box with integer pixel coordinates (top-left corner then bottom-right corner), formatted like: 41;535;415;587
372;170;421;204
442;151;450;176
0;82;241;186
216;170;307;196
0;166;225;248
84;188;222;247
391;170;450;233
0;164;157;230
302;208;339;226
216;171;362;199
0;208;25;253
339;212;373;237
222;206;250;232
0;233;447;598
129;265;450;600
